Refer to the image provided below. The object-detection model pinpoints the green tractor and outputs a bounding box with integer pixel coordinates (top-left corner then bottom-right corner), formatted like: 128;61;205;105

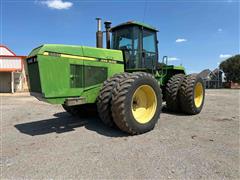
26;19;205;135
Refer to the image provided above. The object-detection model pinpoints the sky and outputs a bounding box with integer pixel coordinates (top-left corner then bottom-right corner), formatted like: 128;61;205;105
1;0;239;73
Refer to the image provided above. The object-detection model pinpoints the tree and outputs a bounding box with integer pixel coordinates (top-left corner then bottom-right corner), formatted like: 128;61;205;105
219;55;240;83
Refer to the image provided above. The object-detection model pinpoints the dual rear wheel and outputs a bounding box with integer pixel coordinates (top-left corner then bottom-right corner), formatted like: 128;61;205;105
165;74;205;114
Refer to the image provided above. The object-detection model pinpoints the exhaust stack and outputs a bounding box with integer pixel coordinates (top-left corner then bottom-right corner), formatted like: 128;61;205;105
96;18;103;48
104;21;112;49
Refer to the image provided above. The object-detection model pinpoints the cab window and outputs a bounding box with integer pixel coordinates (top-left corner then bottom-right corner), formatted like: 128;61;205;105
142;29;157;69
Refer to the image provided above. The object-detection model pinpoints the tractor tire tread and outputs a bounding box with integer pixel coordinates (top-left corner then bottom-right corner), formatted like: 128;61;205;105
97;72;130;127
165;74;185;112
179;74;204;115
111;72;161;135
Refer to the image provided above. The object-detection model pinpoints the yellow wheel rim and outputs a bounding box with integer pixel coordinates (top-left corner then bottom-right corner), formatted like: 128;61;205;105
131;85;157;124
194;82;204;108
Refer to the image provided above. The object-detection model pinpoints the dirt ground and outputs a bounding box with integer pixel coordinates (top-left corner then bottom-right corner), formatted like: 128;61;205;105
1;89;239;179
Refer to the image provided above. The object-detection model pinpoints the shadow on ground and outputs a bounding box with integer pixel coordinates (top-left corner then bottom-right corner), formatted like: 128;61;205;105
15;112;128;137
161;105;190;116
15;106;187;137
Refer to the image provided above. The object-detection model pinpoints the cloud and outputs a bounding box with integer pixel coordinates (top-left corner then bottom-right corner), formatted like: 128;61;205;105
168;57;180;61
219;54;232;59
218;28;223;32
176;38;187;43
41;0;73;10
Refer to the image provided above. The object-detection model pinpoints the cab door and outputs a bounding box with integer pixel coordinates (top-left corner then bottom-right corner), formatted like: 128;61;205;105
142;28;158;70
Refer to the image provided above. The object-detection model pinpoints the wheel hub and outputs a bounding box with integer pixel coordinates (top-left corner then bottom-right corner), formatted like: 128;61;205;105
131;85;157;124
194;82;203;108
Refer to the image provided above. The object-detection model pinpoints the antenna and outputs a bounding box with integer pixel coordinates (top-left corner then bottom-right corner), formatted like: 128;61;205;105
143;0;148;22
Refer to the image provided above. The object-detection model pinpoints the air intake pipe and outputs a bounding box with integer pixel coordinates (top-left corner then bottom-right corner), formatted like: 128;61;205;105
104;21;112;49
96;18;103;48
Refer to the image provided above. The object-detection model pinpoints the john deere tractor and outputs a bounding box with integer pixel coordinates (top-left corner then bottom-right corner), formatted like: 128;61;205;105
27;19;205;135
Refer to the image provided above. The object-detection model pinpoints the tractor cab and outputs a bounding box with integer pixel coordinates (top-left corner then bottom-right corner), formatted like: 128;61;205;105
110;21;158;71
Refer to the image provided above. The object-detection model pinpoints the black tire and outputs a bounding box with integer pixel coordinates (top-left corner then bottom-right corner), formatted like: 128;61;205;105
179;74;205;115
97;73;129;127
111;72;162;135
165;74;185;112
62;103;97;117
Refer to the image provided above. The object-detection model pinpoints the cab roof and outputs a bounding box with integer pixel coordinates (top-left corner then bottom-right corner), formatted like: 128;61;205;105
111;21;158;32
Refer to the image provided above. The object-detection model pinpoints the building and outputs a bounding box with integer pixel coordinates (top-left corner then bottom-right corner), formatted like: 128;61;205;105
0;45;29;93
198;68;223;89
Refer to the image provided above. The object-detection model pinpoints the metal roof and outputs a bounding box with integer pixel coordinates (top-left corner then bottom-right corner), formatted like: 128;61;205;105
111;21;158;31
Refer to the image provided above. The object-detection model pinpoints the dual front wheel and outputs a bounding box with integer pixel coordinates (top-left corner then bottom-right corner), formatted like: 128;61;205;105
97;72;162;135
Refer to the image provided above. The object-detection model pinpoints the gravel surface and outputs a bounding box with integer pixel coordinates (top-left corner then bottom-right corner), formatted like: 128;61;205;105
1;89;240;179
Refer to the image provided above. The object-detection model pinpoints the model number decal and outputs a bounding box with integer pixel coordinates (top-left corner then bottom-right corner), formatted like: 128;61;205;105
99;59;117;64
